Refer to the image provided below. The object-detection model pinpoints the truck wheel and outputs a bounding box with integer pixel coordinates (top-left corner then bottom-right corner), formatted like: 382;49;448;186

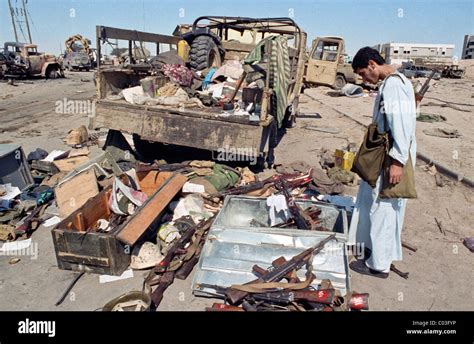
46;67;59;79
188;35;222;71
334;74;346;90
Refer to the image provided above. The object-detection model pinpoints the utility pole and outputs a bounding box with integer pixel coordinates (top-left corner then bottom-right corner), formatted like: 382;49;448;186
8;0;19;42
22;0;33;43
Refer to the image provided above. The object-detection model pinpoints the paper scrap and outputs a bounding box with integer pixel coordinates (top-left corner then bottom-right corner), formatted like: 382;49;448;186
99;269;134;284
42;216;61;227
182;182;205;193
42;150;66;162
0;184;21;201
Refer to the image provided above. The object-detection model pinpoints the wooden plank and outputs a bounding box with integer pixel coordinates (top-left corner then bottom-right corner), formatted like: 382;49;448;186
117;173;187;246
93;102;263;153
136;171;173;197
55;168;99;219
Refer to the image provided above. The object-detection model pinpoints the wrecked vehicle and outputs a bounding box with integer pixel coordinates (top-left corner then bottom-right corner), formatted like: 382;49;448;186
91;17;307;167
1;42;64;79
304;37;362;90
62;34;94;71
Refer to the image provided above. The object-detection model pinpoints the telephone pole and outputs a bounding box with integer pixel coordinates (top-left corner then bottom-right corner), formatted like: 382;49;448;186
22;0;33;43
8;0;19;42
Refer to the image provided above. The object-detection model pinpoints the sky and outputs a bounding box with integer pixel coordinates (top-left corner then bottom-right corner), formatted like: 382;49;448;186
1;0;473;58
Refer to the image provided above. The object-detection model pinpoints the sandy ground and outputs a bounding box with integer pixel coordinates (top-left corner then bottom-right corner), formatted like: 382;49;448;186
0;70;473;311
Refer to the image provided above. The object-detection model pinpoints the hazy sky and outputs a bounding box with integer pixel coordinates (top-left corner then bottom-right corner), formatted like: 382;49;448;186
1;0;473;57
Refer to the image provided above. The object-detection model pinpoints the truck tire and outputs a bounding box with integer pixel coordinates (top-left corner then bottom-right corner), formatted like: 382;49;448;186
46;66;59;79
334;74;346;90
188;35;222;71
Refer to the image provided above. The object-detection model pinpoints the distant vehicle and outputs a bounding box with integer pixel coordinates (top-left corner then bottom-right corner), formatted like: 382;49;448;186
62;34;94;71
1;42;64;79
62;51;91;71
399;64;440;80
304;36;363;89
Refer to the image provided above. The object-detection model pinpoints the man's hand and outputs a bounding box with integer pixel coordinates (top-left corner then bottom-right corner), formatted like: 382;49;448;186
389;160;404;184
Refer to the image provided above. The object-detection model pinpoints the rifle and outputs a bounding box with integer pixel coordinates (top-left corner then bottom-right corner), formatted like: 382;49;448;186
15;202;50;237
136;162;191;173
144;217;214;307
224;234;336;304
415;69;437;105
274;179;309;230
213;170;312;198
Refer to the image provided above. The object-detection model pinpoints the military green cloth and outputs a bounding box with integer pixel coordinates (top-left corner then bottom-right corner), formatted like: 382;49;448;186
244;36;291;128
204;164;239;192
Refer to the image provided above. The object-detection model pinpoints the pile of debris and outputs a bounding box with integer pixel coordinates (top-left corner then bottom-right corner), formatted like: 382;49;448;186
0;127;370;311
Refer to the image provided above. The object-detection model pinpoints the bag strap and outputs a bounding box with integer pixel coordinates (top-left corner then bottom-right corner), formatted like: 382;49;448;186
377;72;406;133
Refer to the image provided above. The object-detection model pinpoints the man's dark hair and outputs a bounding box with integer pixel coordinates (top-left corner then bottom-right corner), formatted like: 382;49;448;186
352;47;385;72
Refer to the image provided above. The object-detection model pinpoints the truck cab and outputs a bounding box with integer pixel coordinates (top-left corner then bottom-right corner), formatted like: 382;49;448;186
305;36;362;89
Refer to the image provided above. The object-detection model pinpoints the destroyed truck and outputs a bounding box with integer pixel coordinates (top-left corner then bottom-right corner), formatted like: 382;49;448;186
1;42;64;79
304;36;362;90
90;17;307;167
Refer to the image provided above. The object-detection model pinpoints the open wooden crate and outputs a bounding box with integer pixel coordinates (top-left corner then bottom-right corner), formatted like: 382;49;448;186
51;171;187;275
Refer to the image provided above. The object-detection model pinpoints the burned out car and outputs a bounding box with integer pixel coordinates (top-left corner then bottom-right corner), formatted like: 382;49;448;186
1;42;64;79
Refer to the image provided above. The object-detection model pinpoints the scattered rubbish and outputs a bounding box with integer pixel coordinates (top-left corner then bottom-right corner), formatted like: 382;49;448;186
0;184;21;201
416;113;447;123
0;224;16;241
42;216;61;227
99;269;134;284
390;264;409;279
340;84;364;97
27;148;49;162
182;182;206;193
435;217;447;236
401;240;418;252
8;257;21;264
463;237;474;252
55;272;85;306
298;113;322;119
131;242;164;270
335;149;355;171
328;167;356;185
65;125;89;146
435;173;453;187
421;163;438;176
423;128;461;138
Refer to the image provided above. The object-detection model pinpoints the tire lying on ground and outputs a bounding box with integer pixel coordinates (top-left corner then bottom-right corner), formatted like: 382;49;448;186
188;35;222;71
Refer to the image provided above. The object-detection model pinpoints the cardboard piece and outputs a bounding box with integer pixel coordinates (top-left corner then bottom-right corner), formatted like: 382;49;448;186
55;168;99;218
53;156;90;172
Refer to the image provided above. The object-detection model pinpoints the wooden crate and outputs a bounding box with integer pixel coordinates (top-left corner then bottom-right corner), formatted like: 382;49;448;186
51;172;186;275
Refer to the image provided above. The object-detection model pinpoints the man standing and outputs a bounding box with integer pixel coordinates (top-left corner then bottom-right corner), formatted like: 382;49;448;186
348;47;417;278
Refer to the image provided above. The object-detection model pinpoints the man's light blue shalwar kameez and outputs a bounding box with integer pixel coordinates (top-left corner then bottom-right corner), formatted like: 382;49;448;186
347;71;417;272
